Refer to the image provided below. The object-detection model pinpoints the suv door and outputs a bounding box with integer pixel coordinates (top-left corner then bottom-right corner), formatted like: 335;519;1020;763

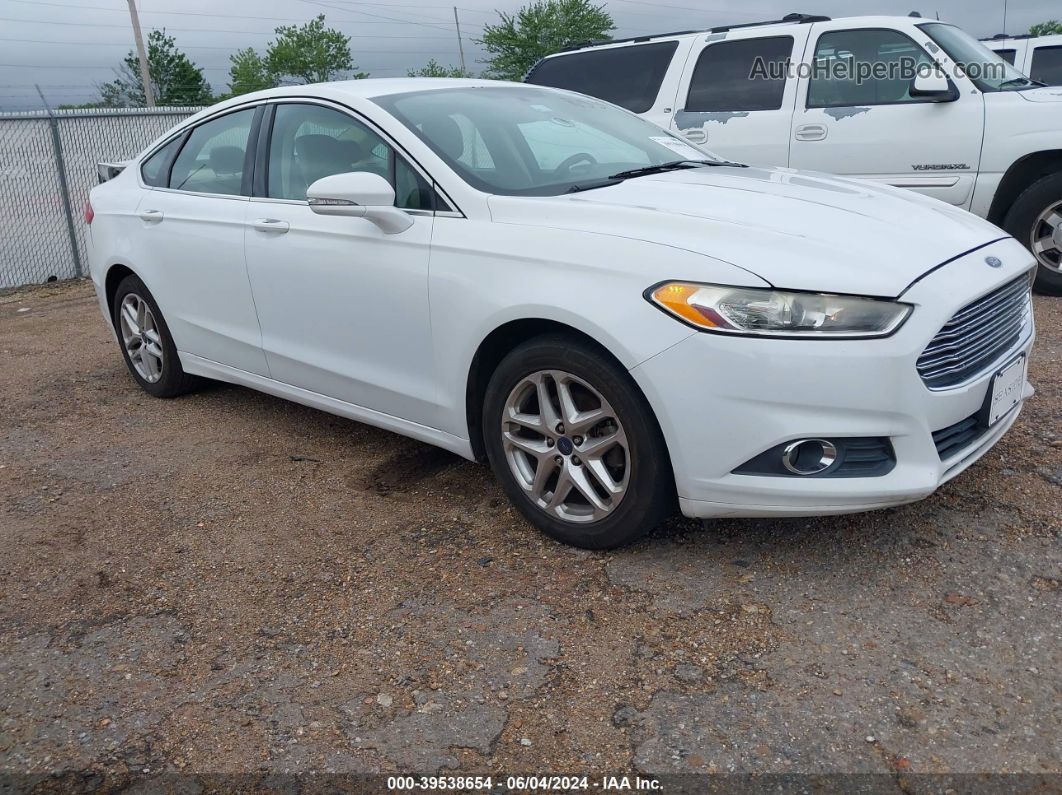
789;25;985;208
134;106;269;375
669;27;810;166
243;101;439;426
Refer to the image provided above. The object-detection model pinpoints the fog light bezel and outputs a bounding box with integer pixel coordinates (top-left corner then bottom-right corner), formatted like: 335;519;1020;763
733;437;896;478
781;439;838;475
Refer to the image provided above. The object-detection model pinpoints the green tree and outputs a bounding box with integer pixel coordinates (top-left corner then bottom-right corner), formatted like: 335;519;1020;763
1029;20;1062;36
266;14;366;84
478;0;613;81
227;47;274;96
407;58;473;78
99;29;213;107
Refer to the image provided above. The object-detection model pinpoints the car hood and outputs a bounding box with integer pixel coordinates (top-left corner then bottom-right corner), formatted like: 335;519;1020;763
1017;86;1062;102
487;165;1008;297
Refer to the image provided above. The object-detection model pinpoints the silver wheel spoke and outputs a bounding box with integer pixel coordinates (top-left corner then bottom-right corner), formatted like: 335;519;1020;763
501;368;630;525
1031;203;1062;272
120;293;164;383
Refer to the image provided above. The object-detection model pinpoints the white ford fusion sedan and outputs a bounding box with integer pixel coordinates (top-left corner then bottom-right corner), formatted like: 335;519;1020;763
86;79;1036;549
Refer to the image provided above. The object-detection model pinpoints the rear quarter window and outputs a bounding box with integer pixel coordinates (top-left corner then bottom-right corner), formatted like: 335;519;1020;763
140;137;181;187
525;41;679;113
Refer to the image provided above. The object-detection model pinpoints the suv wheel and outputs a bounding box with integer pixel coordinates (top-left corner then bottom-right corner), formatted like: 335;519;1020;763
112;274;200;398
1004;171;1062;296
483;335;674;549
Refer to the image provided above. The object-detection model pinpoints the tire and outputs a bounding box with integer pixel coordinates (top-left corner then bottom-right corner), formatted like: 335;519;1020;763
482;334;674;549
112;274;200;398
1003;171;1062;296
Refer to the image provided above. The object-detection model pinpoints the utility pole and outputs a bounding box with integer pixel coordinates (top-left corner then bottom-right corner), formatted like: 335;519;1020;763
453;6;467;75
126;0;155;107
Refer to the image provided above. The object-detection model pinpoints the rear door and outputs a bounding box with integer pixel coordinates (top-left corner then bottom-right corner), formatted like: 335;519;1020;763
789;24;984;208
668;27;810;166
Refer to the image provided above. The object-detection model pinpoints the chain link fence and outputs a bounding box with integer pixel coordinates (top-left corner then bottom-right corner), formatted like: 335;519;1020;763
0;106;204;290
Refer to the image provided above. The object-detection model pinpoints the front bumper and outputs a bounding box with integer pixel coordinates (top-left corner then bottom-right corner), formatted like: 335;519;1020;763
631;239;1036;519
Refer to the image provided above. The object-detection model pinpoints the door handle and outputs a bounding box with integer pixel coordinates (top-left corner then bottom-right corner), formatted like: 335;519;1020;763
794;123;828;142
681;129;708;143
138;209;164;222
252;218;289;233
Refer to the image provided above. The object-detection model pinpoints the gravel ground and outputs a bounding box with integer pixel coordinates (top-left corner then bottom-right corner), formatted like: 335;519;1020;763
0;280;1059;790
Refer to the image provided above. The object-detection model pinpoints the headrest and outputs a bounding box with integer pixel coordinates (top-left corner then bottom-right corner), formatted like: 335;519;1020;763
420;115;464;161
208;145;244;174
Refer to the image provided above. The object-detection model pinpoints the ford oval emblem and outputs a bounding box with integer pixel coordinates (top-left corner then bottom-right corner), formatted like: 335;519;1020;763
985;256;1002;268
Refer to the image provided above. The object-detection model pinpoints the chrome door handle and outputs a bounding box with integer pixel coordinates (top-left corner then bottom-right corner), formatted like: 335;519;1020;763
252;218;289;233
138;209;164;222
794;124;828;142
681;129;708;143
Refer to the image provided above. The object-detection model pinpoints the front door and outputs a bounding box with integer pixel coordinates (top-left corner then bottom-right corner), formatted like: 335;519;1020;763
669;27;810;166
243;101;438;427
789;25;985;208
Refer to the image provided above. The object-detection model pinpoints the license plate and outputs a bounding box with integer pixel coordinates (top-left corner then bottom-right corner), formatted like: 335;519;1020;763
988;355;1027;426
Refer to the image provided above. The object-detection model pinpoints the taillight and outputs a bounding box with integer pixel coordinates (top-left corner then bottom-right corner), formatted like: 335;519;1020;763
84;201;94;225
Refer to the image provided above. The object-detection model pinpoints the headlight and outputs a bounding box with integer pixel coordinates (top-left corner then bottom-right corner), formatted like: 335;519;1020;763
647;282;912;339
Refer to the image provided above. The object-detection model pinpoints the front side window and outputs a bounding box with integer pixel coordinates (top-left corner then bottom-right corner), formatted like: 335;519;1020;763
375;86;728;197
808;29;934;108
168;109;255;195
267;103;435;211
996;48;1017;65
687;37;793;112
920;23;1031;91
141;137;181;187
525;41;679;113
1031;46;1062;85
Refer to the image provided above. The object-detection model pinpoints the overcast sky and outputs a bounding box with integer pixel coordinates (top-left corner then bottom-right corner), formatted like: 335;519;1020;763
0;0;1054;110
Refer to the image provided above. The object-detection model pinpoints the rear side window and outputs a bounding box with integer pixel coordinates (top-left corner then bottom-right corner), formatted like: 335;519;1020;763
1031;46;1062;85
169;109;256;195
686;36;793;112
995;48;1017;65
526;41;678;113
140;137;181;187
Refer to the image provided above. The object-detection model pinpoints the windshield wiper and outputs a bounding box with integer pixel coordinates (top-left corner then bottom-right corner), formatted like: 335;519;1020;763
999;77;1046;89
606;160;718;181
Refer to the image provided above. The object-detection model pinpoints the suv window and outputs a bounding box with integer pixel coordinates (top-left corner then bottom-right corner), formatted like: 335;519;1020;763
526;41;678;113
267;103;435;211
169;109;255;195
141;137;181;187
1031;46;1062;85
995;48;1017;65
687;37;793;112
808;29;933;108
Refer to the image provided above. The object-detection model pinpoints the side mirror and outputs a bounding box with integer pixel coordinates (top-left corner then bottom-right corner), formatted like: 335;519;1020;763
910;70;960;102
307;171;413;234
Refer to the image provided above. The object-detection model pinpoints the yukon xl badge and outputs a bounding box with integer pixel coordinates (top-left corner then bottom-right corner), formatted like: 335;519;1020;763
912;163;970;171
985;256;1003;268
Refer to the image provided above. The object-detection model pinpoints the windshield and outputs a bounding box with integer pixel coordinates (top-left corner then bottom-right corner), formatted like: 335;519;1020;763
920;22;1034;91
372;85;728;196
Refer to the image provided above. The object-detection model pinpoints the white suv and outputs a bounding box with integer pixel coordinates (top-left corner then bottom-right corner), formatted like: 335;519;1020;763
983;32;1062;85
527;14;1062;295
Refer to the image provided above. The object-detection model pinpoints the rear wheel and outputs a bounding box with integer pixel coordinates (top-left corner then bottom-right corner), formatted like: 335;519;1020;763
1004;171;1062;296
483;335;674;549
112;274;200;398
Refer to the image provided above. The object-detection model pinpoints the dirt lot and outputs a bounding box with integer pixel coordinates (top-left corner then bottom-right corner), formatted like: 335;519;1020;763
0;280;1059;789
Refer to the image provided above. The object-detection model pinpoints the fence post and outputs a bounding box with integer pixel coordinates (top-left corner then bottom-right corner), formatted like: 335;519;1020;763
36;85;84;278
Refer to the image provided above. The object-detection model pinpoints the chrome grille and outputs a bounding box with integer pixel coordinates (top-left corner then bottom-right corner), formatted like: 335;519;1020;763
917;272;1033;390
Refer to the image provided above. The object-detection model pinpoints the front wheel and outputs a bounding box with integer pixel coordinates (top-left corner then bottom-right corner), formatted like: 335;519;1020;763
1004;172;1062;296
483;335;674;549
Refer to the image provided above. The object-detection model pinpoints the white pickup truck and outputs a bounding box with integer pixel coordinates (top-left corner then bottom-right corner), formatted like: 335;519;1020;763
527;13;1062;294
983;32;1062;85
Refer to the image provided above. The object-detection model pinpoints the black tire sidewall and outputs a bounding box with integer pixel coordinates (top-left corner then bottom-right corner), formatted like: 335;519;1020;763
483;335;673;549
112;275;189;398
1004;171;1062;296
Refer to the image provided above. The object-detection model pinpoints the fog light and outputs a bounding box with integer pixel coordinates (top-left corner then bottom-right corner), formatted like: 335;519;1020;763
781;439;838;475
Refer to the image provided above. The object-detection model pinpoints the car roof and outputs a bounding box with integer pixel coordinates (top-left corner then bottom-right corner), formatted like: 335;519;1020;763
224;78;523;106
538;14;931;58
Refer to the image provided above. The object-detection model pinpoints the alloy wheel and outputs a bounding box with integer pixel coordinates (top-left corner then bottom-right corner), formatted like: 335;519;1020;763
501;369;630;523
1031;201;1062;273
119;293;164;383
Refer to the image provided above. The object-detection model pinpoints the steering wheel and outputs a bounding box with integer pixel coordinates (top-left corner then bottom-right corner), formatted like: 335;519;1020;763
554;152;598;175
